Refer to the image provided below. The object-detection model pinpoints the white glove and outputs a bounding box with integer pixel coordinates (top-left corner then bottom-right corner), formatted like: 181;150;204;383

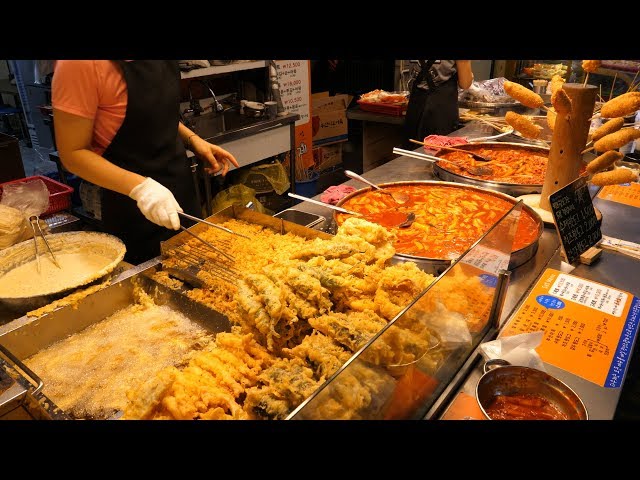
128;177;182;230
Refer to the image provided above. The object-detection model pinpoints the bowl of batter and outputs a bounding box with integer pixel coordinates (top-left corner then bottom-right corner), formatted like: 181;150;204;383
0;231;126;311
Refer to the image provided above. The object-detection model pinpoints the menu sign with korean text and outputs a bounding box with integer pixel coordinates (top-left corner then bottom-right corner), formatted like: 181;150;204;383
501;268;640;388
549;175;602;264
275;60;313;169
597;182;640;208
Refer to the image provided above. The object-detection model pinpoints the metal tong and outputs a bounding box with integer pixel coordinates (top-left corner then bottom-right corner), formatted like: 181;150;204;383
28;215;61;273
178;211;250;239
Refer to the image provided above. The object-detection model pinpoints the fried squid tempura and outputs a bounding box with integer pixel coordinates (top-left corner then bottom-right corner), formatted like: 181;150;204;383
503;80;545;109
600;92;640;118
505;111;542;139
594;128;640;152
591;168;639;186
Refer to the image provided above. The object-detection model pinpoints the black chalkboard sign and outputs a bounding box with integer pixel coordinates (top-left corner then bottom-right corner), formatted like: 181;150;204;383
549;175;602;264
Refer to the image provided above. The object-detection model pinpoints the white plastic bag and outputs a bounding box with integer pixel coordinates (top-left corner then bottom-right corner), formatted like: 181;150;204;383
479;331;546;371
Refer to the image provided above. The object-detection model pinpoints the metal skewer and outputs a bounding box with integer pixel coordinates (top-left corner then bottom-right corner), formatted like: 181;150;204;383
179;225;234;262
178;211;250;239
28;215;61;272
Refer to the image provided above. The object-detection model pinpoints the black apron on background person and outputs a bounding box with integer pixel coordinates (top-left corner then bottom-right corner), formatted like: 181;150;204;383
402;60;460;149
100;60;199;265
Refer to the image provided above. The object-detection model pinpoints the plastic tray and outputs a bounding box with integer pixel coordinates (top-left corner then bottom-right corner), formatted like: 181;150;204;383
357;99;407;116
0;175;74;216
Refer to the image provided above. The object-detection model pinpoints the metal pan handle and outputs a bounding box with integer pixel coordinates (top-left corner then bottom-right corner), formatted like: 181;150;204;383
0;343;44;396
483;358;511;374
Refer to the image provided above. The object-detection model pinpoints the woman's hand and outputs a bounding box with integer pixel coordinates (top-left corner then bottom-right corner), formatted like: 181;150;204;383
190;136;239;176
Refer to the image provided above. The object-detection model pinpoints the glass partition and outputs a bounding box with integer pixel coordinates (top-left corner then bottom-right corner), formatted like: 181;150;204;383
288;201;524;420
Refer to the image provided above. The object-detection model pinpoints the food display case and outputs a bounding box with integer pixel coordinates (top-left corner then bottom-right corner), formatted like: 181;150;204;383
0;201;522;420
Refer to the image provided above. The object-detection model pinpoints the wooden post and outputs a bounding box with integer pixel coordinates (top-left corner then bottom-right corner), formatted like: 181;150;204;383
539;83;597;211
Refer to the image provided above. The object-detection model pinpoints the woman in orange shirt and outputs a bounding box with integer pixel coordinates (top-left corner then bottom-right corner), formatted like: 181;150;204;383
52;60;238;263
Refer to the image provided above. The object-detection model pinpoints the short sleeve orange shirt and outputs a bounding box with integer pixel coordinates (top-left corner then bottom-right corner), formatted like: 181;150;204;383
52;60;128;155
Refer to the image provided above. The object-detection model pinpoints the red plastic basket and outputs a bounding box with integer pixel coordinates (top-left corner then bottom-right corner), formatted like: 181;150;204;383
0;175;74;216
357;99;408;116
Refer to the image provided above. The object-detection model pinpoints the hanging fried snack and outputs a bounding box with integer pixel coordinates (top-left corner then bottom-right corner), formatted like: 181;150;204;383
600;92;640;118
546;107;557;130
592;117;624;142
503;80;545;109
593;128;640;152
505;111;542;139
550;75;565;95
551;89;572;114
586;151;624;174
591;168;639;186
582;60;602;73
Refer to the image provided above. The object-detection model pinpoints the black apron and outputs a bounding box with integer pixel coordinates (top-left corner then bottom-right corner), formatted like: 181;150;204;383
101;60;199;265
403;60;460;149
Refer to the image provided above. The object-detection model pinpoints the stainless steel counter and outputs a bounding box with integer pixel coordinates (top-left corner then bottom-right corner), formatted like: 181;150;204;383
288;120;640;420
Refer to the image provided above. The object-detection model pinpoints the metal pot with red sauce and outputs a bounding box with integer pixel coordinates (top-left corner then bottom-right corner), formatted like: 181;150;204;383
476;359;588;421
334;181;542;261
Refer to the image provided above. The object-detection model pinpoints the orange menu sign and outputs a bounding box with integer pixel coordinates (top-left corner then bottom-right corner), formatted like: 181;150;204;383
501;268;640;388
597;183;640;208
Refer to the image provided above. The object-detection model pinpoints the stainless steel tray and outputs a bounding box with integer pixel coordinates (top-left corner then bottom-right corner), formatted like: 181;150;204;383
334;180;543;271
431;141;550;197
0;260;232;419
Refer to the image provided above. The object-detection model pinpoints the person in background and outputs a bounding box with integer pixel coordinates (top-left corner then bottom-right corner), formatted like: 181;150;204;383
402;60;474;148
52;60;238;264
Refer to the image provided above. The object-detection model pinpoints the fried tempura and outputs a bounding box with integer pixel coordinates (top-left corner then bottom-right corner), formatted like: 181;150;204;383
505;111;542;139
586;151;623;174
600;92;640;118
504;80;545;109
594;128;640;152
591;168;639;186
592;117;624;142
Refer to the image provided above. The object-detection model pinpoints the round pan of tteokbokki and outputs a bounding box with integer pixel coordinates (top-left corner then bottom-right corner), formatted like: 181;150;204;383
431;142;553;197
333;181;543;272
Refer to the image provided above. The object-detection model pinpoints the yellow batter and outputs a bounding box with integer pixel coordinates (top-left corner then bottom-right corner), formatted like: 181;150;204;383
0;252;113;298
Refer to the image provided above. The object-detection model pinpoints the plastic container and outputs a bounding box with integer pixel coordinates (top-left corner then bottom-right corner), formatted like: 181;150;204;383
0;175;74;216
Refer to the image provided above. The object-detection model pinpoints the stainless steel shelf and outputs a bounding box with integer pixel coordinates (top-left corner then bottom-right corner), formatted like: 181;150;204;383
179;61;268;79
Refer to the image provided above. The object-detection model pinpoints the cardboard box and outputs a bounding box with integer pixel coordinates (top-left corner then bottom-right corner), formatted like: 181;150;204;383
311;92;352;146
313;143;343;172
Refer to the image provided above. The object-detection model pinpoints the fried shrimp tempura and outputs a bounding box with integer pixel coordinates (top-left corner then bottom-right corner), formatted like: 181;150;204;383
503;80;545;109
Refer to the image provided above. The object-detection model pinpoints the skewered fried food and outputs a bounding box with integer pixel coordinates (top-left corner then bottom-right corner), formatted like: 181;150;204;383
600;92;640;118
593;128;640;152
586;151;624;174
592;117;625;142
550;75;565;95
591;168;639;186
505;111;542;139
503;80;545;109
546;107;557;130
551;89;572;114
582;60;602;73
